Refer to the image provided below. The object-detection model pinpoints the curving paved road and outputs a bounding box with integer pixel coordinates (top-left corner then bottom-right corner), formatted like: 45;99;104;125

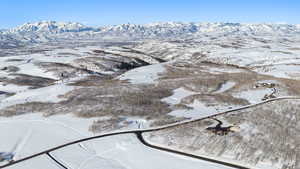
2;96;300;169
46;152;68;169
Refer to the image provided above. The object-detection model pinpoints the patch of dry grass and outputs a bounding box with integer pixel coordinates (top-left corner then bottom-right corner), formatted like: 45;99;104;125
0;79;174;126
1;74;56;88
181;93;249;106
146;99;300;169
288;47;300;51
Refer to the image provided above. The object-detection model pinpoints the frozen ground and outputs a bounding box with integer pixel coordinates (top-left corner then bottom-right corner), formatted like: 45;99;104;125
118;63;166;84
213;81;236;94
4;134;235;169
50;134;234;169
145;99;300;169
5;155;62;169
1;22;300;169
162;87;196;105
168;100;234;119
0;83;75;110
0;113;99;162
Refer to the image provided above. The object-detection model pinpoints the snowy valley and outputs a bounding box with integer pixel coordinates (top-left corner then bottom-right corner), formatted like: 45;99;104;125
1;21;300;169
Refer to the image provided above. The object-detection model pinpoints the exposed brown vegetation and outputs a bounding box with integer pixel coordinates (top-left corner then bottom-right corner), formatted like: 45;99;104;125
146;99;300;169
0;74;56;88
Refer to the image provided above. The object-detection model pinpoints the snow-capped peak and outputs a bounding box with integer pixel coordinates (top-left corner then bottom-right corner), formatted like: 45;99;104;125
9;21;95;34
6;21;300;36
1;21;300;49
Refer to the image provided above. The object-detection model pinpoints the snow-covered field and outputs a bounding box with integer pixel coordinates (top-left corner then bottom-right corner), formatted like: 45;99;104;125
0;83;75;110
0;114;235;169
5;155;62;169
0;113;98;161
168;100;232;119
1;21;300;169
5;134;235;169
118;63;166;84
50;134;234;169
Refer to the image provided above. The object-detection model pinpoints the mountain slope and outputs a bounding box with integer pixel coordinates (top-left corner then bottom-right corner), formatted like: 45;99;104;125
8;21;96;34
1;21;300;48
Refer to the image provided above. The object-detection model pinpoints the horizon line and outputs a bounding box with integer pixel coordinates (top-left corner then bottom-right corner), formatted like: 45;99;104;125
1;20;299;30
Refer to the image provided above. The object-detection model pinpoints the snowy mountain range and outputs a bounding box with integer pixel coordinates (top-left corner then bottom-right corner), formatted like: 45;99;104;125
8;21;96;34
1;21;300;48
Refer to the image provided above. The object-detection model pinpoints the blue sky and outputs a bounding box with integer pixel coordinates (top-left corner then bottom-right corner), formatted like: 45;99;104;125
0;0;299;28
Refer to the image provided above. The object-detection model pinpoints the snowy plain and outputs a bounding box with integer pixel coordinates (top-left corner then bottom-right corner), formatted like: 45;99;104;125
1;21;300;169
